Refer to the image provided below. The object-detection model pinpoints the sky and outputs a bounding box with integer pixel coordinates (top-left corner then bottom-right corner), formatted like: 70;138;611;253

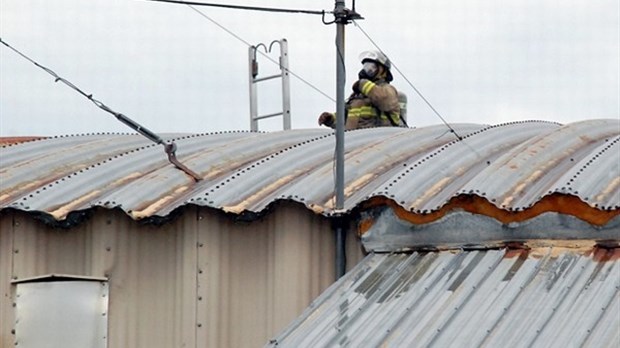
1;0;618;136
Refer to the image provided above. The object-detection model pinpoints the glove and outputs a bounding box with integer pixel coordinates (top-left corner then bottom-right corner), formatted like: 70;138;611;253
352;80;361;94
318;112;335;127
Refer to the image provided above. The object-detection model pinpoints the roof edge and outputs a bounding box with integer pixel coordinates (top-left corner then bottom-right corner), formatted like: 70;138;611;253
360;207;620;252
360;193;619;228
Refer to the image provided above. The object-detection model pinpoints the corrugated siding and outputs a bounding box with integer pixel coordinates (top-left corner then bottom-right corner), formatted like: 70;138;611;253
0;212;13;346
2;120;618;223
0;203;363;348
269;248;620;348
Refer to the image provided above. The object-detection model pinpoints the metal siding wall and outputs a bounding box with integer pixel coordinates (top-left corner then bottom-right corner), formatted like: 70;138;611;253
99;208;199;348
7;209;199;348
0;212;14;348
12;215;94;279
0;204;362;348
198;204;353;348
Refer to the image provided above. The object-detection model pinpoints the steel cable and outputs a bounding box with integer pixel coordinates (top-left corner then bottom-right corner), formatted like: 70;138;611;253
0;37;203;180
352;20;463;141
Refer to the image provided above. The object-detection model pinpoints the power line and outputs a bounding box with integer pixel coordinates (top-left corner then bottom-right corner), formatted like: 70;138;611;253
146;0;329;15
0;37;202;181
186;5;336;103
352;20;463;140
171;1;459;138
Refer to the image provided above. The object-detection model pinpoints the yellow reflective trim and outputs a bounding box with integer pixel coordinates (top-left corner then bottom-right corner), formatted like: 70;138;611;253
379;112;400;123
348;106;378;119
357;106;375;113
361;81;375;95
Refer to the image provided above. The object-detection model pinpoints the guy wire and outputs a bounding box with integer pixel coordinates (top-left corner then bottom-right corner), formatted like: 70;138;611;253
187;5;336;103
1;37;205;180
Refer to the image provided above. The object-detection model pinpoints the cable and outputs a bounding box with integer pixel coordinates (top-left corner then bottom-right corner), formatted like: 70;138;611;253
187;5;336;103
0;37;203;181
0;38;164;143
352;20;463;140
146;0;328;15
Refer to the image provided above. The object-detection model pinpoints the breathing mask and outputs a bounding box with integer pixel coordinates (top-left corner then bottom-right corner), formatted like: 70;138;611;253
358;61;379;80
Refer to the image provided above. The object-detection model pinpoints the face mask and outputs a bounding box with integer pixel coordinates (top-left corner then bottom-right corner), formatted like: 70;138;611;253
358;62;378;80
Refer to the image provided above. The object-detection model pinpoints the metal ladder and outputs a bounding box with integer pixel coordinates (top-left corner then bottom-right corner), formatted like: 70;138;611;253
248;39;291;131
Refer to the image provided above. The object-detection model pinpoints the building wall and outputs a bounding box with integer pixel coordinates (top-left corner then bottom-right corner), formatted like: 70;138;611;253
0;204;365;348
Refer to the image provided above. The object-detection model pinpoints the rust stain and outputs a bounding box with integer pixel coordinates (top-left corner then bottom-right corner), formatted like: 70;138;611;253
362;193;619;227
204;165;232;181
502;169;544;207
14;179;47;193
50;190;102;220
324;197;335;210
132;186;189;219
595;176;620;203
223;174;296;214
529;243;596;258
1;167;92;205
502;249;530;281
111;172;143;186
202;159;250;181
411;177;452;209
204;168;224;180
592;247;620;262
358;216;375;236
51;172;144;219
521;242;620;261
502;244;617;260
503;248;528;259
527;247;551;259
501;195;515;208
525;240;596;250
310;204;325;215
0;136;45;145
1;178;53;203
344;173;375;198
508;243;601;259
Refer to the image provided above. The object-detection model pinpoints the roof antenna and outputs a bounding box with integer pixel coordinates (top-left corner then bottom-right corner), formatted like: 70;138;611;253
0;38;202;182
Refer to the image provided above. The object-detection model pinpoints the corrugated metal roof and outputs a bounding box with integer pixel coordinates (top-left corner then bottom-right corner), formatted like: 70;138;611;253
0;119;618;222
0;137;44;145
268;247;620;348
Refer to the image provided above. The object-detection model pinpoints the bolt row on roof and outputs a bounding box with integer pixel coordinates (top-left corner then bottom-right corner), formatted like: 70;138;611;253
1;119;618;224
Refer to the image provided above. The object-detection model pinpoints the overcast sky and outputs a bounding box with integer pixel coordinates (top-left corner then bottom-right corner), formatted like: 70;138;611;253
1;0;618;136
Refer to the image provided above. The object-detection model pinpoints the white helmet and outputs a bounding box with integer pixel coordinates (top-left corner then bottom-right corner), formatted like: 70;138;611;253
359;50;393;81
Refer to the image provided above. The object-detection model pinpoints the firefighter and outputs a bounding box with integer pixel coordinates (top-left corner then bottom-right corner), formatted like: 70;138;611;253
318;50;403;130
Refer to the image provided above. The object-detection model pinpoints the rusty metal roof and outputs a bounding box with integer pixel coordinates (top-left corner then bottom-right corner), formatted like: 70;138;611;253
0;119;618;222
268;247;620;348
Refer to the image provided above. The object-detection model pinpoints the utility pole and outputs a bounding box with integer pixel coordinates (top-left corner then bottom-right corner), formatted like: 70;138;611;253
332;1;362;280
334;1;346;212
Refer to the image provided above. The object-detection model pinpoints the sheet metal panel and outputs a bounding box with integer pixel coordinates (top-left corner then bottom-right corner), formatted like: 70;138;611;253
554;135;620;210
1;120;618;222
457;119;620;210
14;280;108;348
0;214;13;348
1;203;358;348
374;121;561;213
199;124;484;214
269;248;620;348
